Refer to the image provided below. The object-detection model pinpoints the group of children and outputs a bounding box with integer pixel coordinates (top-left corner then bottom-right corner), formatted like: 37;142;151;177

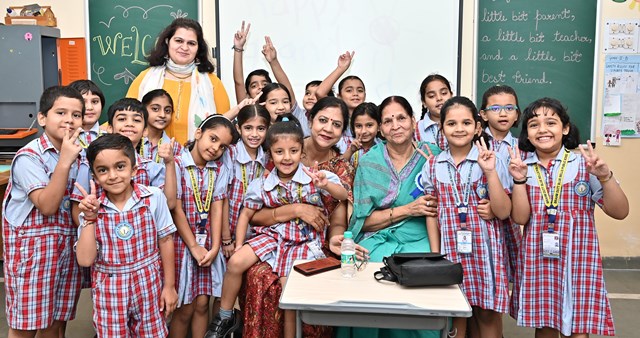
1;21;630;338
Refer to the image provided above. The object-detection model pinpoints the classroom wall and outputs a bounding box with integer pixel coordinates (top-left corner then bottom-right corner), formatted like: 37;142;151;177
2;0;638;257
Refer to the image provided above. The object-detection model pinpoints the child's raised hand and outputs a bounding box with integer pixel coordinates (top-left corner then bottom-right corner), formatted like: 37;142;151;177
75;179;100;219
302;161;329;188
579;140;611;179
414;142;434;160
234;20;250;49
507;145;528;181
158;138;175;164
337;51;355;69
60;127;83;166
349;137;363;153
262;36;277;63
475;138;496;172
160;285;178;318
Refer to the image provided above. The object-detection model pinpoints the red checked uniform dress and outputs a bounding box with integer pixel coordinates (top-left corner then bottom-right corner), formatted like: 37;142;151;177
244;164;340;277
514;148;614;336
174;151;229;302
90;184;176;337
139;132;184;164
222;141;267;240
486;128;524;317
414;114;448;150
2;134;82;330
421;145;511;313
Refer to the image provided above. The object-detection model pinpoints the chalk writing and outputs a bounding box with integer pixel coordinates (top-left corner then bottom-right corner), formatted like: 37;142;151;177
114;68;136;84
100;16;115;28
91;26;151;65
535;9;576;31
476;0;596;142
115;5;173;20
92;64;111;86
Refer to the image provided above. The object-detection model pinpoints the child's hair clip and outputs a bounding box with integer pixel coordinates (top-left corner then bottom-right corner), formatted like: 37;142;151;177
281;117;290;122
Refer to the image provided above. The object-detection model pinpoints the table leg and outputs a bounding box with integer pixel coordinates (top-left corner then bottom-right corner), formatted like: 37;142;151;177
440;317;450;338
296;310;302;338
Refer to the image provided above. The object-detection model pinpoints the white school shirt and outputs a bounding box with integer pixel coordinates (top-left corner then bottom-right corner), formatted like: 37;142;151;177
175;150;230;202
3;134;81;227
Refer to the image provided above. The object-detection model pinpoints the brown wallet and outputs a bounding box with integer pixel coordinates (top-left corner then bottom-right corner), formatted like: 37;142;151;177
293;257;341;276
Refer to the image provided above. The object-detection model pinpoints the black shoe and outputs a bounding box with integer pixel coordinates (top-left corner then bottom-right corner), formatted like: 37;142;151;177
204;310;241;338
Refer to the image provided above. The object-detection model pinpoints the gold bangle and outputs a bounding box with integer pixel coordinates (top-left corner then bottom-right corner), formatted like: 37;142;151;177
598;170;613;183
389;207;394;224
272;208;277;222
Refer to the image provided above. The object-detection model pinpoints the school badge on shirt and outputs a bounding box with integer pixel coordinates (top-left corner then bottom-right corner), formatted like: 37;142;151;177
574;181;590;197
309;193;320;204
115;222;134;240
476;183;488;199
411;173;425;198
61;196;71;212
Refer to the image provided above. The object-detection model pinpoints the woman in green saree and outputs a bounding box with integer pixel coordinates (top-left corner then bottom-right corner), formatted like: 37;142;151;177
338;95;442;338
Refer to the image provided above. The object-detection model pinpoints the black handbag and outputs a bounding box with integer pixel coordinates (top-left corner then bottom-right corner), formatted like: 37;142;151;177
374;252;463;287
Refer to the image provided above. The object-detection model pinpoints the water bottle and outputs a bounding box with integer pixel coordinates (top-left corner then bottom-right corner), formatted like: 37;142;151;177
341;231;356;278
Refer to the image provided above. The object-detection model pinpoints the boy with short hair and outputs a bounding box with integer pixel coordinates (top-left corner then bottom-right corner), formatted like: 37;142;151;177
2;85;84;338
74;133;178;337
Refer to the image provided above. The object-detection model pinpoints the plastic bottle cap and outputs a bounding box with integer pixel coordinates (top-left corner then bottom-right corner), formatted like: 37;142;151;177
344;231;353;239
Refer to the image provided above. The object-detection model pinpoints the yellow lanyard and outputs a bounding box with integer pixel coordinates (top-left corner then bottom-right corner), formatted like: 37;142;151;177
140;137;163;163
241;162;264;192
277;183;304;227
78;129;103;148
353;151;359;168
276;184;303;204
187;166;215;229
533;149;570;230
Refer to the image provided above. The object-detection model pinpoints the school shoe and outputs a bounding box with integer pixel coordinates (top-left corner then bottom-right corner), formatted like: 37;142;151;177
204;309;241;338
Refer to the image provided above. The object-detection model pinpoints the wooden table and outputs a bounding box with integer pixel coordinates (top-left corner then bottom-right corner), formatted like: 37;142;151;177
280;260;472;338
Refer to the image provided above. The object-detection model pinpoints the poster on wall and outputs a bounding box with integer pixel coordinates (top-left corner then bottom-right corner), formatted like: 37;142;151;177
602;54;640;143
603;19;640;53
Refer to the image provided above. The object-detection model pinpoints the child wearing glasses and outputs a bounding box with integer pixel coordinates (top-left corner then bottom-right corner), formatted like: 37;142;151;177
478;84;524;323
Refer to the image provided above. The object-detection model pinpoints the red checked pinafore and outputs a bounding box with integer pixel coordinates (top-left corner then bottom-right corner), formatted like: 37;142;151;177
515;154;614;336
3;139;82;330
92;184;167;338
246;171;328;277
428;156;510;313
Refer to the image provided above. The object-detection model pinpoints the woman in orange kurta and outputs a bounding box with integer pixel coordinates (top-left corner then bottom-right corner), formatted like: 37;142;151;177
127;18;230;145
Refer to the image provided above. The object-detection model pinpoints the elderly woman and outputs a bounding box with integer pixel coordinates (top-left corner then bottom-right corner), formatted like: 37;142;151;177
230;97;357;338
127;18;230;144
337;95;441;338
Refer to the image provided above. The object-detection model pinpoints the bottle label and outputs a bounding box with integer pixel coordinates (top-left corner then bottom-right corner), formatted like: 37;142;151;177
341;253;355;265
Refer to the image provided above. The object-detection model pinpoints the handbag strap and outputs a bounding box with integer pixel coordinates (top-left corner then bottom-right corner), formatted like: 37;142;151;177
374;257;398;283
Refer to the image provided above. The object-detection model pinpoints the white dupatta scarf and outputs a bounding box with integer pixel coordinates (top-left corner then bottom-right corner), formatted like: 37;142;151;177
137;64;217;138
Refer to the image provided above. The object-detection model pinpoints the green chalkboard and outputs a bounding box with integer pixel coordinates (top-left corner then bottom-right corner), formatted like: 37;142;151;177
476;0;597;142
88;0;198;118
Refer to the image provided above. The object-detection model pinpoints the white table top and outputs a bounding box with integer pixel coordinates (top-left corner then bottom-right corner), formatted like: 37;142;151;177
280;260;472;318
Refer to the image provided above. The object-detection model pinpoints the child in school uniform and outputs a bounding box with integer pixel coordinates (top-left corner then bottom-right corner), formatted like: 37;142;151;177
414;74;453;150
341;102;381;168
3;85;84;337
169;115;238;338
421;96;512;338
206;115;348;338
478;84;525;318
74;133;178;337
221;104;271;258
69;79;106;148
140;89;184;163
508;98;629;337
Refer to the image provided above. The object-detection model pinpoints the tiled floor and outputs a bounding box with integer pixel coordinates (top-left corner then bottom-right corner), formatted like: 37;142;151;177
1;270;639;337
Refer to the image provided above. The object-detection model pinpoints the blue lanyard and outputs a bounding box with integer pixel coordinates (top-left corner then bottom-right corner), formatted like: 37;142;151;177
446;160;475;228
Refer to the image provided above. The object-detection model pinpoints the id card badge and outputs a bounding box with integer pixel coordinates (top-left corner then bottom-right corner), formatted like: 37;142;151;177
196;231;208;246
306;240;325;259
456;229;472;254
542;231;560;259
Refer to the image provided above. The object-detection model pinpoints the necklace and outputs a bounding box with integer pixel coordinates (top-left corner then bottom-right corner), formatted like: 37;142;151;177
166;69;191;80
